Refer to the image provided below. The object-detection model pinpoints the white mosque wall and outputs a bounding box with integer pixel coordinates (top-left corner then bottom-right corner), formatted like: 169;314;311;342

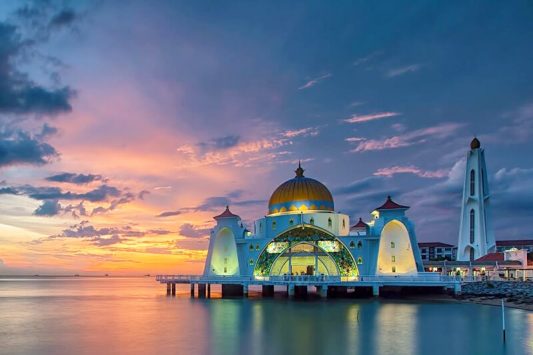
207;227;240;276
376;220;418;275
252;211;350;239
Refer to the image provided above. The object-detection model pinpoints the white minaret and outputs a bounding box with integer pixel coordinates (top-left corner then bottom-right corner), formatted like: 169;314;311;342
457;138;495;261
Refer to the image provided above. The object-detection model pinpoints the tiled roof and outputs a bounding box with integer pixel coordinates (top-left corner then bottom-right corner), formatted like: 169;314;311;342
213;206;240;220
375;195;409;211
496;240;533;246
475;252;504;262
418;242;455;248
350;218;368;230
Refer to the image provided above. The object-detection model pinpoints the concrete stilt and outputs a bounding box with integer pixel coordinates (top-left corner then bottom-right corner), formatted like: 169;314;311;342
288;284;295;297
317;285;328;298
221;284;244;298
372;285;380;297
171;283;176;296
454;282;462;295
190;283;195;297
262;285;274;297
166;283;171;295
207;284;211;298
198;283;207;298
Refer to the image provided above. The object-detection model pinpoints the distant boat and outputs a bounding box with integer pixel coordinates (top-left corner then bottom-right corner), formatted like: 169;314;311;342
105;274;109;277
144;274;151;277
74;274;80;277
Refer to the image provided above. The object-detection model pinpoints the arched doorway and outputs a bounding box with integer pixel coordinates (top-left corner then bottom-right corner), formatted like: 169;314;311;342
253;225;358;277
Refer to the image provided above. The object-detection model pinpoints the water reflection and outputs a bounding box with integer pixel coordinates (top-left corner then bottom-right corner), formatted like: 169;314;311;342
0;278;531;355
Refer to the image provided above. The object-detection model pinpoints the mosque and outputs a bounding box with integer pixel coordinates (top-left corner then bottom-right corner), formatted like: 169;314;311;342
203;163;424;280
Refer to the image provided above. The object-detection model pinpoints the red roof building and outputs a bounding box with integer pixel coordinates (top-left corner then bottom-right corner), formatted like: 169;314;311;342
350;217;368;230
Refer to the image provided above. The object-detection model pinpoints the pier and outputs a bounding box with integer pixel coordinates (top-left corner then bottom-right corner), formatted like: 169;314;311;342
155;273;461;298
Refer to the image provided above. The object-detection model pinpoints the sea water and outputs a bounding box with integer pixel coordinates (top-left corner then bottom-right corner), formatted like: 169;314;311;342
0;277;531;355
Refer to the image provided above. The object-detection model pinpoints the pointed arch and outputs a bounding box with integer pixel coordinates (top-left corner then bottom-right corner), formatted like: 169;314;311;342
377;220;417;275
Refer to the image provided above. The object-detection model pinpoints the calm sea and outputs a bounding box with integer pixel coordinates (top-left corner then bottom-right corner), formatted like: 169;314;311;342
0;277;531;355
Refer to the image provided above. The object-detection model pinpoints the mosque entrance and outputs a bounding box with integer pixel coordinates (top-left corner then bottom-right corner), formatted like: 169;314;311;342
253;225;358;278
269;242;340;276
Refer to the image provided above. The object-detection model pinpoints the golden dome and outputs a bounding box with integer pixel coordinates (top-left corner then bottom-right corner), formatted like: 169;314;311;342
268;163;334;215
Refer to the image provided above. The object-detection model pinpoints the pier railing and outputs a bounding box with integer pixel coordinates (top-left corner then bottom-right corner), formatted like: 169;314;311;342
156;273;459;285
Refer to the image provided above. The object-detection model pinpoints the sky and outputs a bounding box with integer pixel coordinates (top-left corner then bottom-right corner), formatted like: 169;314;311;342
0;1;532;275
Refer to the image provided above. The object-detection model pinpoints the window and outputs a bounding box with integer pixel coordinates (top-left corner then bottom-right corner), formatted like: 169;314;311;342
272;220;276;230
259;222;262;232
470;170;475;196
469;209;475;244
349;241;355;248
224;267;227;273
391;255;396;262
357;241;362;249
391;242;395;249
328;218;332;228
342;219;346;228
224;257;228;264
392;266;396;273
469;248;475;261
357;257;363;265
310;217;315;225
249;244;254;250
481;169;486;196
289;219;294;226
249;259;254;266
255;244;260;251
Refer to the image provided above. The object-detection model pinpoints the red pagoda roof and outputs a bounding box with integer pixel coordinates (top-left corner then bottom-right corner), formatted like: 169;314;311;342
374;196;409;211
213;206;240;220
350;218;368;230
475;252;504;262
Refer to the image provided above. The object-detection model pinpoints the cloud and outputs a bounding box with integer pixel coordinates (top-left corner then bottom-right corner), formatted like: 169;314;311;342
33;199;61;216
197;135;241;151
352;51;381;66
344;112;400;124
297;73;332;90
0;22;74;116
496;102;533;143
374;166;448;178
45;172;104;184
156;210;182;218
386;64;421;78
48;9;77;29
0;129;58;167
179;223;211;238
282;126;320;138
349;123;462;152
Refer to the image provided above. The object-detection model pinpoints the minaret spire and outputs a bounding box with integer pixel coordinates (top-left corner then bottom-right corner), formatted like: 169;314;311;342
457;138;494;261
295;160;304;177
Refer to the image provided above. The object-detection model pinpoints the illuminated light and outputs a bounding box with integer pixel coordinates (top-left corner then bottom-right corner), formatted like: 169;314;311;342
298;205;308;211
318;240;341;252
280;207;287;212
266;242;288;253
289;205;297;211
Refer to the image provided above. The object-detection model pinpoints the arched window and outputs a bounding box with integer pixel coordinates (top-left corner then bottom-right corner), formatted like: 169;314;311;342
342;219;346;228
349;241;355;248
469;209;475;244
392;266;396;273
255;244;260;251
272;220;276;230
390;241;395;249
470;169;475;196
310;217;315;225
469;248;475;261
328;218;332;228
259;222;262;232
289;219;294;226
357;257;363;265
249;259;254;265
249;244;254;251
357;241;362;249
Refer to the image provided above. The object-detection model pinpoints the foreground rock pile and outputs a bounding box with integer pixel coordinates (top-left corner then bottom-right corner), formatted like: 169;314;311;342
459;281;533;305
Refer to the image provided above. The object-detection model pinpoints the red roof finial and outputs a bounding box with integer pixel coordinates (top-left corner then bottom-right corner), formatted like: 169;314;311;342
374;195;409;211
213;205;240;220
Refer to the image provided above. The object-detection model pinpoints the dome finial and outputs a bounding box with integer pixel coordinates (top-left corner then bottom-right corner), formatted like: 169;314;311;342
295;161;304;177
470;137;481;150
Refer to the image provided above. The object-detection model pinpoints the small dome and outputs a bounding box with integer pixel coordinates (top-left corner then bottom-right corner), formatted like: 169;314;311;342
470;137;481;150
268;163;334;215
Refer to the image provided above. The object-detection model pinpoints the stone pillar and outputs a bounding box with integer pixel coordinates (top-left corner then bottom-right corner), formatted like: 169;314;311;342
372;285;380;297
207;284;211;298
171;283;176;296
166;283;171;295
190;283;195;297
198;283;207;298
317;285;328;298
288;284;295;297
262;285;274;297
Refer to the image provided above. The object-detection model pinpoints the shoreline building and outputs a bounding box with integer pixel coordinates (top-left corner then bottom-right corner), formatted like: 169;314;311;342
457;138;495;261
203;163;424;279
